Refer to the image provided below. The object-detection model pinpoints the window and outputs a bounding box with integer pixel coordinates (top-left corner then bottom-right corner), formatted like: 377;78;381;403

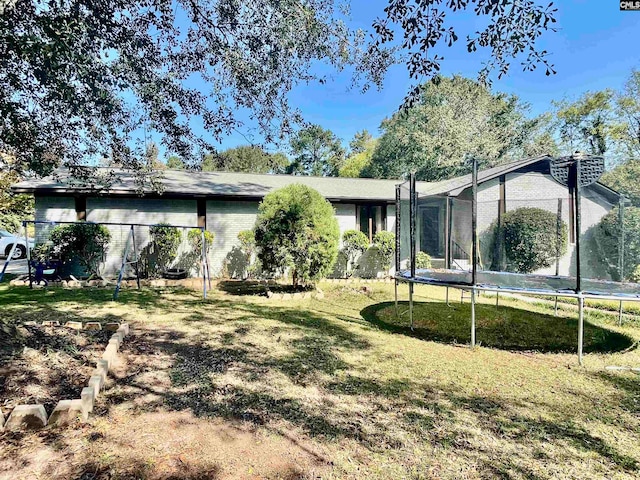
357;204;386;243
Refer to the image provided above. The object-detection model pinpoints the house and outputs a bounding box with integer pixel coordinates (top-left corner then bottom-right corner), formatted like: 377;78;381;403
12;155;620;279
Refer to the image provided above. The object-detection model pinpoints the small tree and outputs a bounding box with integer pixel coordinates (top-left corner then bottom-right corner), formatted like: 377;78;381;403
238;229;259;278
594;206;640;281
373;231;395;274
254;184;339;286
187;228;215;255
502;207;568;273
342;230;369;277
49;222;111;279
149;224;181;275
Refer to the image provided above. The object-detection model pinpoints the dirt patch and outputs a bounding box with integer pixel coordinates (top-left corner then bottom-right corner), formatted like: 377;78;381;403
0;324;111;414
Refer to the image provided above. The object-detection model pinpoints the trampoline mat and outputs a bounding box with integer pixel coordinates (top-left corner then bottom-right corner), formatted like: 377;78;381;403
398;269;640;299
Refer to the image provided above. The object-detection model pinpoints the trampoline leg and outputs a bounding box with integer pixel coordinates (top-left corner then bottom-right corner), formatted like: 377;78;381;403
409;282;414;331
578;296;584;366
394;279;399;317
495;292;499;308
446;286;450;307
619;301;623;326
471;289;476;348
554;296;558;317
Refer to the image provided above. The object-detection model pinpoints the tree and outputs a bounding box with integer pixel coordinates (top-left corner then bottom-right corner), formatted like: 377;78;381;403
349;130;374;155
342;230;369;276
145;143;166;170
288;125;345;176
0;156;34;233
254;184;339;286
201;146;289;174
166;155;185;170
615;69;640;159
554;90;619;157
2;0;557;179
365;76;538;181
339;138;378;178
601;160;640;207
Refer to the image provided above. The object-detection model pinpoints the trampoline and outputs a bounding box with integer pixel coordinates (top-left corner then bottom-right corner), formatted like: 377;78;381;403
394;153;640;364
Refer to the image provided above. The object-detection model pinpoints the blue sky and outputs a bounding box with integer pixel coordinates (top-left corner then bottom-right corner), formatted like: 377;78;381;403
162;0;640;157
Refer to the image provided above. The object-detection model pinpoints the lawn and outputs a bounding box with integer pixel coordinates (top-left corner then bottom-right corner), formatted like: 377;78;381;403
1;281;640;479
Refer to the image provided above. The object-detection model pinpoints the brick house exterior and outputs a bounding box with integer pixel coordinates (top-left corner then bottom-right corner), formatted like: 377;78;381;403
13;155;619;279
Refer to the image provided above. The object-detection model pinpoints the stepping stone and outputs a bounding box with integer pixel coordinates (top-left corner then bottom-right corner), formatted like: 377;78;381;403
4;405;47;431
48;400;86;426
104;323;120;332
64;321;83;330
84;322;102;331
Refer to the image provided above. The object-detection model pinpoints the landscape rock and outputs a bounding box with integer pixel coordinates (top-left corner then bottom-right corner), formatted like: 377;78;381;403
64;321;83;330
0;408;4;430
97;359;110;375
9;279;25;286
22;347;40;360
266;290;274;299
67;280;82;288
81;387;95;414
88;280;101;287
88;374;104;397
42;320;60;327
84;322;102;331
104;322;120;332
282;293;292;300
150;279;166;287
47;399;86;426
4;404;48;431
118;323;129;336
292;292;303;300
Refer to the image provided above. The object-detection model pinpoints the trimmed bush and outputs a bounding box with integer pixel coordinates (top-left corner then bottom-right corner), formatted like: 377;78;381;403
373;231;395;272
149;223;181;275
254;184;339;285
594;206;640;281
49;222;111;278
342;229;369;276
502;207;568;274
416;251;432;269
187;228;215;254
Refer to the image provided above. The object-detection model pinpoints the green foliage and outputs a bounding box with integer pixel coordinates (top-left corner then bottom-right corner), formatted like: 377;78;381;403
365;76;540;181
202;146;289;174
288;125;345;176
594;206;640;281
615;69;640;159
254;184;339;285
0;168;33;232
342;229;369;275
502;208;568;274
49;223;111;278
349;130;374;155
237;230;256;255
166;155;185;170
0;212;21;233
630;265;640;284
415;252;432;269
187;229;215;254
373;231;395;271
601;160;640;207
339;138;378;178
554;90;618;156
150;224;181;273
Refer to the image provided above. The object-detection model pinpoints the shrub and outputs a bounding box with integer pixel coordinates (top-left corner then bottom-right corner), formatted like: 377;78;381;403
254;184;339;286
373;231;395;272
342;229;369;276
630;265;640;283
238;229;260;278
502;207;568;274
187;228;215;254
416;251;432;269
0;212;21;233
149;223;181;274
594;206;640;281
49;222;111;278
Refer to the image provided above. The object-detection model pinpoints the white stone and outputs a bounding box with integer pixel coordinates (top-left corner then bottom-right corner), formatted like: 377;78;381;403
4;404;47;431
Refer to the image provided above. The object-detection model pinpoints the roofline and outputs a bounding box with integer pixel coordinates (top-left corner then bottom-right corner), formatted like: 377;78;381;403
19;188;396;204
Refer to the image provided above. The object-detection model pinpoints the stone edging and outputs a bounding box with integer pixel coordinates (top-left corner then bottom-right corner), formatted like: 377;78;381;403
0;322;130;432
326;278;394;284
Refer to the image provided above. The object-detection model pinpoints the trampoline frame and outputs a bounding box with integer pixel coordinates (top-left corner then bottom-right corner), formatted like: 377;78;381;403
394;156;638;365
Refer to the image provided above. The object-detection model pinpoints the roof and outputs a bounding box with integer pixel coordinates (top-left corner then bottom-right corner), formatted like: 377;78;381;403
12;168;431;203
417;155;553;196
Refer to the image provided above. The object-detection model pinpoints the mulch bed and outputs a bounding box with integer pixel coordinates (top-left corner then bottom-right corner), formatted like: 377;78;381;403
0;323;111;415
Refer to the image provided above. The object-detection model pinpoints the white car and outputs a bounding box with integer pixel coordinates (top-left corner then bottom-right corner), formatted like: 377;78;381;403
0;229;34;260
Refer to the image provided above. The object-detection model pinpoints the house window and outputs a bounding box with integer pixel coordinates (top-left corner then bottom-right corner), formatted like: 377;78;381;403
357;205;386;243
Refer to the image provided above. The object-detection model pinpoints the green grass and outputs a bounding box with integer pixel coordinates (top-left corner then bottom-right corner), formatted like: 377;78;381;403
2;282;640;479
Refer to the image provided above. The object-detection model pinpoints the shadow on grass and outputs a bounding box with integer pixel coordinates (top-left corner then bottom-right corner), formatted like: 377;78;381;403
361;301;635;353
217;280;313;296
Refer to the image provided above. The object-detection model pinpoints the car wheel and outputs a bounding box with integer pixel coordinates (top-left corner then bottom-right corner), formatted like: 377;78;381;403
8;244;26;260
